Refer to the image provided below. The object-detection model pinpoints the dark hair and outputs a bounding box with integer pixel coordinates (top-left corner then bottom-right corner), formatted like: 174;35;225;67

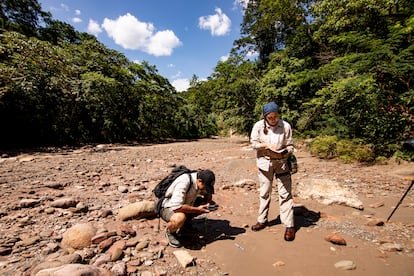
197;170;215;194
263;121;268;135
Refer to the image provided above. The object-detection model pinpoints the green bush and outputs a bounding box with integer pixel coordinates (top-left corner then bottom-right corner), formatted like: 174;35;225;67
310;136;375;162
336;140;354;163
375;156;388;165
393;150;414;162
353;144;375;163
309;136;338;159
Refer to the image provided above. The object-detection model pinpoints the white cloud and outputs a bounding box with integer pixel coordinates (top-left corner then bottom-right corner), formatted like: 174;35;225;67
220;54;229;62
246;50;258;58
87;19;103;37
49;3;69;13
167;64;175;68
60;3;69;11
75;9;81;15
147;30;181;56
234;0;249;9
198;8;231;36
101;13;181;57
72;17;82;23
171;71;181;79
171;78;190;92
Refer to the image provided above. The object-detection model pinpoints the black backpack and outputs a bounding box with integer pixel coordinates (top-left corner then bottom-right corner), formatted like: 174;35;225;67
153;165;196;216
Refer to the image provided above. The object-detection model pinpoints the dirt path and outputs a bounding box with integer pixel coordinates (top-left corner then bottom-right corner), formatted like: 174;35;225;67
0;137;413;275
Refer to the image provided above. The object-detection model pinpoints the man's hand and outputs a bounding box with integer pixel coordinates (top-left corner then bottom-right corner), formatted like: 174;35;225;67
175;204;208;214
197;204;210;214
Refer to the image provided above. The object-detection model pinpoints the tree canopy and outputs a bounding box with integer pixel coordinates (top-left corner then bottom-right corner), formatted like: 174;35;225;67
192;0;413;159
1;0;412;160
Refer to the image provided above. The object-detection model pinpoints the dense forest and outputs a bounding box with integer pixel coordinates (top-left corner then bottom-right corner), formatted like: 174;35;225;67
0;0;413;161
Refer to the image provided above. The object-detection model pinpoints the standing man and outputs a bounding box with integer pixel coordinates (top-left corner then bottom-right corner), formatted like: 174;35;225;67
160;169;215;247
250;102;296;241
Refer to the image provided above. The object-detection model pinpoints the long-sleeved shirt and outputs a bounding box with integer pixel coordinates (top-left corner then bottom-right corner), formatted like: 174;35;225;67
162;172;199;210
250;118;294;171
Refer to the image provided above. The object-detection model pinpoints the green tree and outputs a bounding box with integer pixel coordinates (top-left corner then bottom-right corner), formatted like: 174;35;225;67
39;19;82;44
304;0;414;153
0;31;77;145
236;0;315;67
0;0;50;37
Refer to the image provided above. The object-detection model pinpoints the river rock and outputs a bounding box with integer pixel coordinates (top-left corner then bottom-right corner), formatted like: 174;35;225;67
111;262;127;276
92;253;112;266
98;236;117;250
35;263;108;276
116;201;156;221
91;231;117;244
334;260;356;270
325;234;347;246
296;178;364;210
50;197;79;209
379;243;403;252
30;253;82;275
173;250;195;268
366;218;384;226
19;199;40;208
107;240;126;261
61;223;97;249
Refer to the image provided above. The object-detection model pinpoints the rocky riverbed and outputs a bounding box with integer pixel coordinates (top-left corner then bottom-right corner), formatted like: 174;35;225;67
0;137;413;275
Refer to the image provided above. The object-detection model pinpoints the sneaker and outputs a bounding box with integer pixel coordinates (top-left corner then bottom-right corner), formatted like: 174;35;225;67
165;230;181;248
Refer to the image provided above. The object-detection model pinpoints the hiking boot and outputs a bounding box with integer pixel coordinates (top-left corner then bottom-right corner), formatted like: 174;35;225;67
284;227;296;241
165;230;181;248
251;221;267;231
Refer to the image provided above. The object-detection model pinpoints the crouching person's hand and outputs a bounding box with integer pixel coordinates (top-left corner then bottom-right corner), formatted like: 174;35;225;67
197;204;210;213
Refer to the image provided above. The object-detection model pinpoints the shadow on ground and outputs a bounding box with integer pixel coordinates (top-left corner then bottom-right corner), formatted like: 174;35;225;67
268;205;321;232
179;218;246;250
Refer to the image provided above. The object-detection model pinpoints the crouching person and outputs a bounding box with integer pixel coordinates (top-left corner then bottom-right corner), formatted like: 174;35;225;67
160;169;216;248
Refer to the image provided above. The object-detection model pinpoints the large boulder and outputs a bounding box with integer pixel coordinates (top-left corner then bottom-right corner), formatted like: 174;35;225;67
296;178;364;210
61;223;97;249
117;200;156;221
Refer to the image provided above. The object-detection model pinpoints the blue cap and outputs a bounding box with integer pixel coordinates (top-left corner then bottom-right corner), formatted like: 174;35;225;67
263;102;279;117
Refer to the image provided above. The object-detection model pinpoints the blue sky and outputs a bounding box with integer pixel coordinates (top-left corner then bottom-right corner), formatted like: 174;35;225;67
38;0;249;91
